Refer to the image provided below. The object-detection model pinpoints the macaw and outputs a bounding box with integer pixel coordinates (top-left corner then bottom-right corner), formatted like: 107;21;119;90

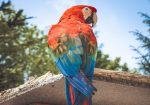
48;5;98;105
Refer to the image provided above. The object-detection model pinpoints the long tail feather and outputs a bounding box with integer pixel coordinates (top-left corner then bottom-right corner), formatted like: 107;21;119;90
65;72;96;105
83;98;88;105
69;84;75;104
66;74;94;96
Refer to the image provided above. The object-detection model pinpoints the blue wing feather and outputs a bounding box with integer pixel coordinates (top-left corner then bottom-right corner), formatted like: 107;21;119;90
50;35;97;105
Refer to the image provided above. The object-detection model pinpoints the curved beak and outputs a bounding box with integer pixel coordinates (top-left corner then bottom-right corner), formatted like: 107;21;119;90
85;12;97;27
92;12;97;27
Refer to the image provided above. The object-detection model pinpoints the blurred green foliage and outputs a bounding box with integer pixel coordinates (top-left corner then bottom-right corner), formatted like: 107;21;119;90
131;13;150;74
0;1;59;91
95;50;129;71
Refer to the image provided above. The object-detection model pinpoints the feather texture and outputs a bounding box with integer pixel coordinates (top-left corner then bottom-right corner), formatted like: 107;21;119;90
48;5;97;105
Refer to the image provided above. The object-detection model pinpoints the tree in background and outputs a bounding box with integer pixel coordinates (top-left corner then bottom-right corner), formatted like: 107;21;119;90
0;1;58;91
131;13;150;74
95;50;129;71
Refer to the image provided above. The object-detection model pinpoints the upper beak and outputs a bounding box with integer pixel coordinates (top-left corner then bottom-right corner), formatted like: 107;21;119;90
92;12;97;27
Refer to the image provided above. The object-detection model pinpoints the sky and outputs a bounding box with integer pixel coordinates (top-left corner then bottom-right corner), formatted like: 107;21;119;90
2;0;150;69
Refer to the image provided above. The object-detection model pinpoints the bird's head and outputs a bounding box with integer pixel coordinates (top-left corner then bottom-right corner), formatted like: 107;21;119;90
59;5;97;27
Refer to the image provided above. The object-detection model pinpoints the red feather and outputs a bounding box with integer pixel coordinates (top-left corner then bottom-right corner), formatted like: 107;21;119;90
69;84;75;104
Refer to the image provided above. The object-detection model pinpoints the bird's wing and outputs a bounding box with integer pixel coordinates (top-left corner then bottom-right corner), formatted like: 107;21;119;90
48;22;97;96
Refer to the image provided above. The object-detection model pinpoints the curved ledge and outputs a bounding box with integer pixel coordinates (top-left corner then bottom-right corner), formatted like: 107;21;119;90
94;68;150;88
0;72;63;104
0;69;150;105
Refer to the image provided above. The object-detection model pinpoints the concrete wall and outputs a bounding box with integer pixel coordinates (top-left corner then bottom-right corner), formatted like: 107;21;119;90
0;70;150;105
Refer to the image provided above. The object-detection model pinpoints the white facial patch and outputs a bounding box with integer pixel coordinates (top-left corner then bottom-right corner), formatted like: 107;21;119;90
82;7;92;20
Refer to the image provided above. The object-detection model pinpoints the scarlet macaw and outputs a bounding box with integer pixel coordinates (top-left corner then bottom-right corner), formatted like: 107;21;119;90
48;5;98;105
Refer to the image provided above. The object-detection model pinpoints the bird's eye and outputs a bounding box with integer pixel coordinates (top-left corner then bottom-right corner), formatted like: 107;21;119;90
83;7;89;11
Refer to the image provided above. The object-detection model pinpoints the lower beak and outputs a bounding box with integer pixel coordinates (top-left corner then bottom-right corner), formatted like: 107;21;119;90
92;12;97;27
